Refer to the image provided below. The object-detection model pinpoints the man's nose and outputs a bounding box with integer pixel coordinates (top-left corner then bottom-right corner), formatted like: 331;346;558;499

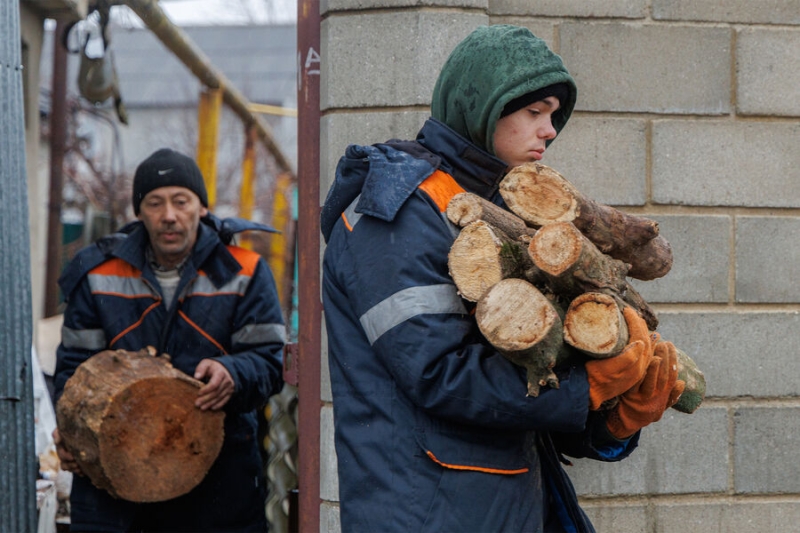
162;203;178;221
541;119;557;140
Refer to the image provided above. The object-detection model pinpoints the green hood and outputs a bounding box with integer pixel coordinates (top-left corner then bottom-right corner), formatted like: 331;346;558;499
431;25;577;155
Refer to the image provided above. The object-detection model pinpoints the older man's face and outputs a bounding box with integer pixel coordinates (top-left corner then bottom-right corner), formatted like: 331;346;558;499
137;186;208;269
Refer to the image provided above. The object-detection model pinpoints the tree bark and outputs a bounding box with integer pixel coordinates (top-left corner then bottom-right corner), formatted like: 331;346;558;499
499;163;673;280
562;293;706;413
475;278;568;396
446;192;537;241
56;348;225;502
448;220;542;302
528;221;658;330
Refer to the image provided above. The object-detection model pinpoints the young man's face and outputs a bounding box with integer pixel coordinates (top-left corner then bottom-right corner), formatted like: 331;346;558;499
137;186;208;269
493;96;560;170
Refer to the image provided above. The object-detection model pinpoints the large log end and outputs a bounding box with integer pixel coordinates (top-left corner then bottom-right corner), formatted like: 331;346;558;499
56;349;225;502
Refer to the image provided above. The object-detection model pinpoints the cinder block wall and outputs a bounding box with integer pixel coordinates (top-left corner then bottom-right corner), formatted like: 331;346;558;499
319;1;800;531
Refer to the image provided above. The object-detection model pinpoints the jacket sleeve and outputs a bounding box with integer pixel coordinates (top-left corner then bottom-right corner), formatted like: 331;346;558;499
54;275;107;402
325;189;592;434
215;258;286;413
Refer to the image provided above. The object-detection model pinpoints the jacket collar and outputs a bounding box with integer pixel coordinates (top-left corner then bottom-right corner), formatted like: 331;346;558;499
113;220;242;288
415;118;508;198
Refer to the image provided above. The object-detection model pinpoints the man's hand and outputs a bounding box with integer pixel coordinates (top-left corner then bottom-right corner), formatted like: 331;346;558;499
194;358;235;411
52;428;83;476
606;341;686;439
585;307;656;410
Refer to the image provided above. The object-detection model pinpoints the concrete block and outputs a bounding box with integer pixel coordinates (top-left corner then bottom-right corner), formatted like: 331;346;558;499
630;215;730;304
488;0;647;18
320;405;340;501
656;312;800;398
320;111;429;200
320;502;342;533
323;0;485;12
654;500;800;533
737;29;800;117
580;503;648;533
559;23;730;115
736;216;800;303
486;18;556;48
321;12;487;109
734;407;800;493
652;120;800;207
653;0;800;25
570;407;728;496
542;116;647;206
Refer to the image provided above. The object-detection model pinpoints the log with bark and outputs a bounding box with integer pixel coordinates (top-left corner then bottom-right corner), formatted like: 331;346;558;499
448;220;542;302
55;348;225;502
475;278;569;397
563;292;706;413
499;162;673;280
446;191;537;242
528;221;658;330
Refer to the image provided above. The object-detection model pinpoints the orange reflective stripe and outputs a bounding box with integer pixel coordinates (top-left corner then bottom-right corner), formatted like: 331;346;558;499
341;212;354;232
224;245;260;276
418;170;466;212
178;310;228;355
90;258;141;277
108;301;161;348
426;451;529;475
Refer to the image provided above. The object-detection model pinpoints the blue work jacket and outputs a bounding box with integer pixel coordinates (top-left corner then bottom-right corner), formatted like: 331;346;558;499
54;217;286;532
321;118;638;532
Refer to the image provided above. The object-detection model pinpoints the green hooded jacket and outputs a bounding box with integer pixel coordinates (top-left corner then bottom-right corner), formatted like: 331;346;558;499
431;24;577;155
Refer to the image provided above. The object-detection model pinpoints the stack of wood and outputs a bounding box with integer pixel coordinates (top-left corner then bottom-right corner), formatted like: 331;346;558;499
447;162;705;414
56;347;225;502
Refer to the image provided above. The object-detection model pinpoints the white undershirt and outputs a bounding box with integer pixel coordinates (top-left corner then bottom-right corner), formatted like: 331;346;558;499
154;268;181;310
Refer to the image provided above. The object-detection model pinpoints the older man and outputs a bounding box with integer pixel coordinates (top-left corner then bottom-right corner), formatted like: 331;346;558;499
53;147;285;532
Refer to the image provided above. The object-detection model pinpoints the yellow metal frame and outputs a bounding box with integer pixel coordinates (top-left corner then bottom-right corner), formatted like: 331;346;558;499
196;88;222;209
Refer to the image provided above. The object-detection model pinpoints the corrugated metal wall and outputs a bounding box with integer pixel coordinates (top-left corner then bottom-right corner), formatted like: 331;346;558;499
0;1;37;530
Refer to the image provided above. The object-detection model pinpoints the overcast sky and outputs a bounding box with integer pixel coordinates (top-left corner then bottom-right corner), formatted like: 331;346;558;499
112;0;297;26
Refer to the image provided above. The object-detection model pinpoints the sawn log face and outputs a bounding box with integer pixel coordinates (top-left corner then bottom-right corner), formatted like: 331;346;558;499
56;348;225;502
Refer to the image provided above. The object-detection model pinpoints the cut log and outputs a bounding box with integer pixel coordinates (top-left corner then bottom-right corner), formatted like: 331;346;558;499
499;162;673;280
448;220;542;302
562;293;706;413
563;292;629;359
446;192;537;241
475;278;568;396
56;348;225;502
528;221;658;330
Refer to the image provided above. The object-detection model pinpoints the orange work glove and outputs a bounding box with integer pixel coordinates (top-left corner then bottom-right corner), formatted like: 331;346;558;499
585;307;655;410
606;340;686;439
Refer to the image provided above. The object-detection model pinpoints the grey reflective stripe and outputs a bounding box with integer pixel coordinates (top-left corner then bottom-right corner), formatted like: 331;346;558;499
232;322;287;346
88;274;153;297
359;284;467;345
61;326;107;351
187;274;251;297
343;195;363;231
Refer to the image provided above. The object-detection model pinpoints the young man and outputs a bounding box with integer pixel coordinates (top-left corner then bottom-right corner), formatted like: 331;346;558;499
53;148;286;532
321;25;683;532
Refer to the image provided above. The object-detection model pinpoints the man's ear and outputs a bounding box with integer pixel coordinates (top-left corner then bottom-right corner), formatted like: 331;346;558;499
200;206;209;217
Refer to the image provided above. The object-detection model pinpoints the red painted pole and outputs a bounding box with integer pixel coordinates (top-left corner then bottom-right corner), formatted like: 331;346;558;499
296;1;322;531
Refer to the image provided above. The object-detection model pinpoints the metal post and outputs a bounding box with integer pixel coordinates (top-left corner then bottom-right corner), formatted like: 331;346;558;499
44;19;68;318
296;0;322;530
196;87;222;209
0;1;37;530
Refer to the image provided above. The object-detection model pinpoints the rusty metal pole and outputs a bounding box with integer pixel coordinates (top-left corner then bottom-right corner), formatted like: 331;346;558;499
297;0;322;530
44;19;68;317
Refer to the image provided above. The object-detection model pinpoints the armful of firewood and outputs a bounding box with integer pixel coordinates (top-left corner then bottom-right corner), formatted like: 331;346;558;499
499;162;673;280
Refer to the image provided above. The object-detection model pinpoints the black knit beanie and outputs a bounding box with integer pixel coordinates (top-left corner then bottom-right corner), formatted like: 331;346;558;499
132;148;208;215
500;82;571;118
